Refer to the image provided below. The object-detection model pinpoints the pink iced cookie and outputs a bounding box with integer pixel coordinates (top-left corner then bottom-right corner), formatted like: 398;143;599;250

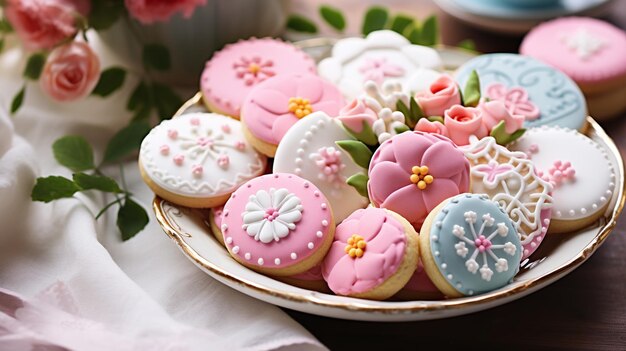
241;74;344;156
221;173;335;276
209;206;225;245
200;38;317;118
368;131;471;230
273;264;330;292
322;207;419;300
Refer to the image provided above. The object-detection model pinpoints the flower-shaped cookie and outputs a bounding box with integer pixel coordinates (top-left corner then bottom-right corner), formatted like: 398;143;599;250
368;131;470;229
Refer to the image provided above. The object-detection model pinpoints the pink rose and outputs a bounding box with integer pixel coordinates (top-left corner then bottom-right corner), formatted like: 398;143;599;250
337;98;378;133
415;75;461;117
125;0;208;24
414;118;448;137
479;99;525;134
40;42;100;102
444;105;488;146
5;0;90;50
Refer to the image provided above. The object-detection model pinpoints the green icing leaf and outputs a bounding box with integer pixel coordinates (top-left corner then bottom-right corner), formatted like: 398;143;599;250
151;82;183;120
0;17;13;33
73;173;122;193
346;173;369;198
103;120;151;163
463;70;481;107
336;140;372;169
117;197;149;241
340;119;378;147
419;15;438;46
458;39;477;52
427;116;444;124
52;136;95;172
397;97;424;129
406;24;421;45
0;38;5;53
390;14;413;35
362;6;388;35
31;176;80;202
286;15;318;33
394;124;410;134
143;44;171;71
88;0;124;30
92;67;126;97
10;86;25;114
23;53;45;80
489;120;526;146
319;5;345;31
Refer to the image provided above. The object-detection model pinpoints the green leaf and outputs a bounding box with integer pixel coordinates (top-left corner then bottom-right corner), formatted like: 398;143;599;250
73;173;122;193
10;86;25;114
406;24;421;45
91;67;126;97
0;38;5;53
286;15;318;33
336;140;372;169
117;197;149;241
151;83;183;120
458;39;477;52
396;98;423;129
23;53;45;80
427;116;444;124
143;44;171;71
394;124;410;134
88;0;124;30
362;6;388;35
419;15;438;46
462;70;481;107
103;120;151;163
127;81;152;120
340;119;378;147
346;173;369;198
319;5;345;31
0;18;13;33
52;136;95;172
31;176;80;202
390;15;414;35
489;120;526;146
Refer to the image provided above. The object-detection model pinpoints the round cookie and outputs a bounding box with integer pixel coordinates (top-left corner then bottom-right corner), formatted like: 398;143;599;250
394;261;443;300
509;126;616;233
200;38;317;118
272;264;330;293
420;194;522;297
209;206;225;245
139;113;267;208
463;136;553;260
241;74;344;156
322;207;419;300
273;112;369;222
221;173;335;276
368;131;471;230
454;53;587;130
318;30;443;100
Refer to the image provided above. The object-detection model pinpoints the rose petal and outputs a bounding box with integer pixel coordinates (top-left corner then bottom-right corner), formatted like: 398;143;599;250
421;140;468;177
368;161;412;205
251;89;289;114
381;184;426;227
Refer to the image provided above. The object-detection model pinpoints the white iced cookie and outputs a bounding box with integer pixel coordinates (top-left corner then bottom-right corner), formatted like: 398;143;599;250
273;112;369;222
509;126;616;233
463;137;553;260
318;30;443;100
139;113;267;208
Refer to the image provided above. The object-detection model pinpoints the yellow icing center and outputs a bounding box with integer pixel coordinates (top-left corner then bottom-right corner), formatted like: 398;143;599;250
410;165;434;190
344;234;367;258
288;97;313;118
248;63;261;75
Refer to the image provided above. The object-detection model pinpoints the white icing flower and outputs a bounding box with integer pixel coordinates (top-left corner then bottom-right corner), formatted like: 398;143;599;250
455;242;468;258
497;223;509;236
495;258;509;273
242;188;303;243
503;242;517;256
480;265;494;282
482;213;495;227
464;211;477;224
371;108;406;144
452;224;465;238
466;259;479;274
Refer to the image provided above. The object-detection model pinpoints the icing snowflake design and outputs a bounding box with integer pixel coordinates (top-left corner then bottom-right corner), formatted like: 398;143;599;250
309;147;346;185
362;80;410;143
359;57;405;85
562;28;605;60
453;211;517;281
241;188;303;243
233;56;275;85
485;83;540;121
165;118;242;177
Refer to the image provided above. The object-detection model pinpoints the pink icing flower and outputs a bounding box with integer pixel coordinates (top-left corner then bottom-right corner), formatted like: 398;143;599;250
414;118;448;137
322;208;407;296
368;131;470;229
39;42;100;102
5;0;90;50
473;160;515;187
233;56;276;86
415;75;462;117
479;99;525;134
125;0;207;24
358;57;405;85
444;105;488;146
485;83;540;120
337;98;378;133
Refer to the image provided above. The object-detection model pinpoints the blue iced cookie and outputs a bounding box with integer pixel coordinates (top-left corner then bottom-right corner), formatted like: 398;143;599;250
455;53;587;130
419;194;522;297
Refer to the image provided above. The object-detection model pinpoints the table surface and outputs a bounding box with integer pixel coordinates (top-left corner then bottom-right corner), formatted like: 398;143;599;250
285;1;626;349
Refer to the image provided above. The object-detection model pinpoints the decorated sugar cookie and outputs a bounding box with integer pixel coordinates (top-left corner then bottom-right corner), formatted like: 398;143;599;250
455;54;587;130
368;131;470;230
318;30;443;100
322;207;419;300
394;261;443;300
221;173;335;276
241;74;344;156
209;206;225;245
273;112;369;222
420;194;522;297
463;136;553;260
509;126;616;233
139;113;267;208
200;38;316;118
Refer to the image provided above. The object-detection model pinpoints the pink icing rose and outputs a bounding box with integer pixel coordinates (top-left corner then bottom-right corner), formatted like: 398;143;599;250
40;42;100;102
125;0;208;24
444;105;488;146
479;99;525;134
414;118;448;137
415;75;462;117
5;0;90;50
337;98;378;133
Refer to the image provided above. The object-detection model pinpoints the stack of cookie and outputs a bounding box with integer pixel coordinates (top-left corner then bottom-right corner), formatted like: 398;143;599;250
138;29;616;301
